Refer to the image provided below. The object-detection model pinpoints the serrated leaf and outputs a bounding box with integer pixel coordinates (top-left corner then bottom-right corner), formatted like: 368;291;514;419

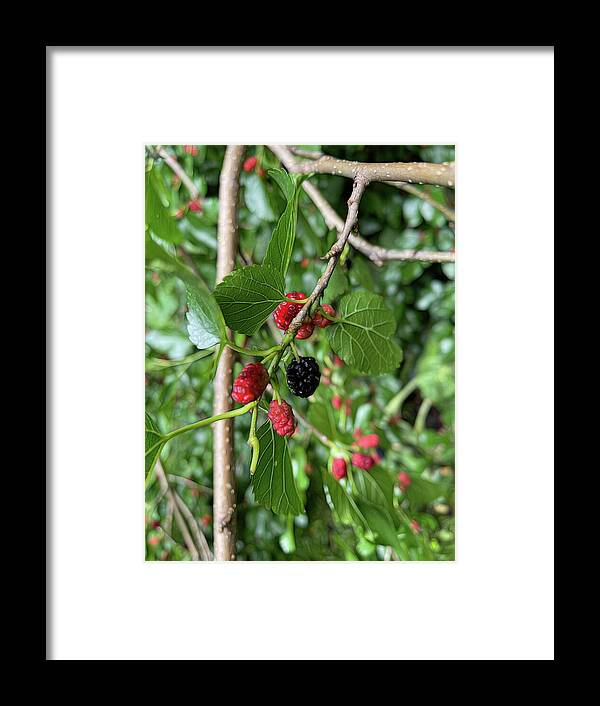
145;412;164;478
263;169;303;277
145;171;183;244
213;264;285;335
185;283;226;350
326;291;403;374
353;467;396;518
252;422;304;516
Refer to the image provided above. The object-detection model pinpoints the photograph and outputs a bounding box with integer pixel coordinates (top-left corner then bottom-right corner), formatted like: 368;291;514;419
145;144;456;561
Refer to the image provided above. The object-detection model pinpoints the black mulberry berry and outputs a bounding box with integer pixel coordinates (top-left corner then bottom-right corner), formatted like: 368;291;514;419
286;356;321;398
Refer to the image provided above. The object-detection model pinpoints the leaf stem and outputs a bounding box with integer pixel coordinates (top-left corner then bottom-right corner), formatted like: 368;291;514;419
414;397;433;435
162;400;258;443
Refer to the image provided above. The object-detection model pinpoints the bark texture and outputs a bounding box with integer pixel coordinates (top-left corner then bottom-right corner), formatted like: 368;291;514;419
213;145;244;561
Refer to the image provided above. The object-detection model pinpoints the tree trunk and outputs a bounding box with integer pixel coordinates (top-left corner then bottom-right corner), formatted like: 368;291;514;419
213;145;244;561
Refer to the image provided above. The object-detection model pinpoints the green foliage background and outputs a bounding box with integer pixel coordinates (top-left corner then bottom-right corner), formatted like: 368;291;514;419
145;145;455;561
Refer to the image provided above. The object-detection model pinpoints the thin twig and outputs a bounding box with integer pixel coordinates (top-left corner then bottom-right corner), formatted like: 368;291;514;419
155;460;199;560
155;146;200;200
269;145;454;265
389;182;455;222
173;491;213;561
167;474;213;495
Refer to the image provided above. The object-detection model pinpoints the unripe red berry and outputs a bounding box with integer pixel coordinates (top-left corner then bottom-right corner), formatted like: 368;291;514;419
410;519;421;533
256;166;266;178
148;535;160;546
357;433;380;449
273;292;306;331
267;400;297;437
231;363;269;404
201;514;212;528
295;319;314;340
188;198;202;212
151;519;160;529
184;145;198;156
353;428;364;440
345;398;352;415
313;304;336;328
332;395;342;410
243;156;257;172
300;257;310;269
333;355;344;367
174;207;185;219
352;453;375;471
332;457;347;480
398;471;411;490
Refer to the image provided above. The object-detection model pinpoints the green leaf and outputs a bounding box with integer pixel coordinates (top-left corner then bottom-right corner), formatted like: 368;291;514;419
307;400;353;445
323;471;365;528
145;412;164;479
356;500;406;558
185;283;226;350
145;171;183;244
244;173;276;221
326;291;403;374
213;264;285;335
353;467;396;518
263;169;303;277
145;233;198;286
252;422;304;516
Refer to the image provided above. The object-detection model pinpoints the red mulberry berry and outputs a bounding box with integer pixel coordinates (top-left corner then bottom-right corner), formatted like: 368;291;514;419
295;320;314;340
273;292;306;331
410;519;421;533
333;355;344;367
184;145;198;156
268;400;297;437
398;471;411;490
188;198;202;212
332;395;342;410
243;156;257;172
352;453;375;471
231;363;269;404
313;304;336;328
357;434;380;449
332;457;347;480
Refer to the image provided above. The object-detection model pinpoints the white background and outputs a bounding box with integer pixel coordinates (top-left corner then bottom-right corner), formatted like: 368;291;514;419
49;48;554;660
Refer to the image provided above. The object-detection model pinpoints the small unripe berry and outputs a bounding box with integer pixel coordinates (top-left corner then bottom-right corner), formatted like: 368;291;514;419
151;519;160;529
273;292;306;331
295;319;314;340
184;145;198;156
300;257;310;269
352;453;375;471
256;166;266;178
398;471;411;490
357;434;380;449
410;519;421;533
243;156;257;172
188;198;202;212
332;395;342;410
333;355;344;367
332;457;347;480
148;535;160;546
313;304;336;328
201;514;212;528
174;207;185;219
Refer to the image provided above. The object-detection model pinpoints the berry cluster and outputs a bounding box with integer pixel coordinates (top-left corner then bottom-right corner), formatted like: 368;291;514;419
273;293;336;342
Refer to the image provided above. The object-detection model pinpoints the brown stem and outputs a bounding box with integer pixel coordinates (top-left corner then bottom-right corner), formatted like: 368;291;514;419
284;153;455;188
213;145;244;561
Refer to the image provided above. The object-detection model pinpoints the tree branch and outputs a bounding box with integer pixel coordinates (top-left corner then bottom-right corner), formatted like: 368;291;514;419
268;145;454;266
283;152;455;188
155;146;200;200
389;182;455;223
213;145;244;561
